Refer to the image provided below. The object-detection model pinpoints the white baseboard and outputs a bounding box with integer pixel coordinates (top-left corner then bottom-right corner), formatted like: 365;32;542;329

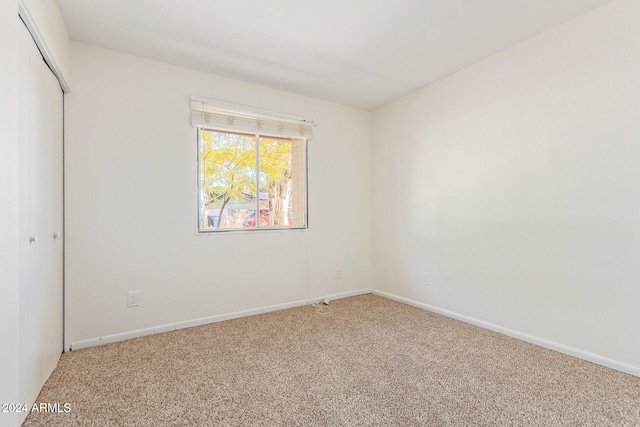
372;289;640;378
70;288;372;351
71;324;175;350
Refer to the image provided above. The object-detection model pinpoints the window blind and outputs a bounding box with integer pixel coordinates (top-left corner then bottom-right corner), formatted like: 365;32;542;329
190;96;313;138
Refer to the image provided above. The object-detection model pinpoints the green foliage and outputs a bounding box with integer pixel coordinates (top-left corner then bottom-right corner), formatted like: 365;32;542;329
200;130;256;207
260;137;292;225
199;129;294;227
259;137;291;183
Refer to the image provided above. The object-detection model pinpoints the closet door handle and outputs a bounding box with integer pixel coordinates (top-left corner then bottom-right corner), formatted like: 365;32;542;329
53;232;59;239
30;236;38;244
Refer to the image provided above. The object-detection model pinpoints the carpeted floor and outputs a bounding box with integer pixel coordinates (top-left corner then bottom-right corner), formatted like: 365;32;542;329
23;294;640;426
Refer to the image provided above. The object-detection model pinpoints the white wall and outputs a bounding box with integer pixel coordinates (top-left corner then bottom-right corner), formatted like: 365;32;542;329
372;0;640;374
0;0;21;425
66;42;372;347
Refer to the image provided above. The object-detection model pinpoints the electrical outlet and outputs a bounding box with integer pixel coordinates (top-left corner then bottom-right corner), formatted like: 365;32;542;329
127;291;140;307
336;267;341;279
421;272;429;286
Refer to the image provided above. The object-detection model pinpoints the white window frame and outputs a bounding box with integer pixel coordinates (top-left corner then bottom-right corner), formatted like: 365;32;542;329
192;97;311;233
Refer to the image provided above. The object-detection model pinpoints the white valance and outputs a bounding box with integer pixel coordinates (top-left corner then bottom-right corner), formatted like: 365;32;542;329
190;96;313;138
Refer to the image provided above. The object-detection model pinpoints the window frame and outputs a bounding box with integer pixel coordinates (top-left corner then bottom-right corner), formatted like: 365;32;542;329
196;126;309;233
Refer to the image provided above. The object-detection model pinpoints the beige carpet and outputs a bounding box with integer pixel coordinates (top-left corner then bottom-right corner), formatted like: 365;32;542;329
23;294;640;426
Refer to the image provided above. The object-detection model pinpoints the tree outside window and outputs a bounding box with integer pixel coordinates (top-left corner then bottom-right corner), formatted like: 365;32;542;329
198;128;306;231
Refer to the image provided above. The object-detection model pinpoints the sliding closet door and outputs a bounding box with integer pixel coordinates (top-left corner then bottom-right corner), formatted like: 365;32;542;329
18;20;64;405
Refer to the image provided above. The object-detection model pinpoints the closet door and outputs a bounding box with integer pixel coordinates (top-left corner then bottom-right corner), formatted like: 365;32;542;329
18;20;64;405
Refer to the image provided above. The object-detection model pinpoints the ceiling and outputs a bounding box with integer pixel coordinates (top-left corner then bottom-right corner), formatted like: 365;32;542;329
57;0;613;110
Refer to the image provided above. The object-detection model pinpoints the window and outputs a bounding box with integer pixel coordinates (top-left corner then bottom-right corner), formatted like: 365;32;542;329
192;97;311;232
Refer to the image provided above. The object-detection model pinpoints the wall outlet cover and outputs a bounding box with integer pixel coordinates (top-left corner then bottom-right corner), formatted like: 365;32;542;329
127;291;140;307
421;272;429;286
